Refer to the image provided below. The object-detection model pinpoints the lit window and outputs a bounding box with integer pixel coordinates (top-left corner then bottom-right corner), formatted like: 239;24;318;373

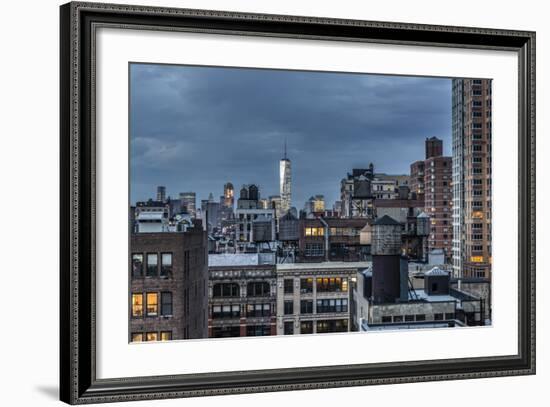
342;278;348;292
146;332;158;341
470;256;484;263
131;293;143;317
160;331;172;341
146;292;158;316
131;333;143;342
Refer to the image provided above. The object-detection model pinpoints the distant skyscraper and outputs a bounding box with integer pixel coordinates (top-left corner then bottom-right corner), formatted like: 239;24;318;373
179;192;196;218
452;78;492;279
279;140;292;218
223;182;234;208
156;185;166;202
425;136;443;159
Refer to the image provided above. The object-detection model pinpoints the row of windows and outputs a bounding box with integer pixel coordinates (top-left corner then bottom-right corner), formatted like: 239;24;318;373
284;277;349;294
131;292;172;317
210;325;273;338
285;299;349;315
212;282;271;298
304;227;325;236
211;303;272;318
283;319;348;335
131;331;172;342
132;252;172;278
212;278;349;300
380;313;455;323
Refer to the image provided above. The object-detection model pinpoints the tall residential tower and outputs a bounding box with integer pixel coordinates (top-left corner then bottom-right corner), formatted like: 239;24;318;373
452;79;492;279
279;140;292;218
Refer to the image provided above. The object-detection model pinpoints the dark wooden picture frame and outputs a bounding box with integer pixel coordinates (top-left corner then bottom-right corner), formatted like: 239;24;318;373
60;2;535;404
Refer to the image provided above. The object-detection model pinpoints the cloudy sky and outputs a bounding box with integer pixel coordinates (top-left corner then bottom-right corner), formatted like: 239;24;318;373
130;63;452;208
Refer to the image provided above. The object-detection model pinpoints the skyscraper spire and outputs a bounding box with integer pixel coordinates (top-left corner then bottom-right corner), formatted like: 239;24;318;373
279;138;291;218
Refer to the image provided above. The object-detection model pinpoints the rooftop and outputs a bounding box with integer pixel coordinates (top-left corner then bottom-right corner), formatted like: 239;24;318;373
373;215;401;226
209;253;275;267
277;261;371;271
409;289;458;303
424;266;449;276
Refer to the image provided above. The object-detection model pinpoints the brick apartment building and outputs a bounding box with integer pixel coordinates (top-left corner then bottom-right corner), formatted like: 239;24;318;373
411;138;453;260
129;226;208;342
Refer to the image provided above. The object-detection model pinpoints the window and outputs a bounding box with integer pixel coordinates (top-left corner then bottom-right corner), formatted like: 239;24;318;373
284;279;294;294
434;313;444;321
146;253;158;277
160;253;172;277
300;300;313;314
405;315;415;322
300;321;313;334
246;303;270;317
213;283;240;297
393;315;403;323
304;227;324;236
300;278;313;293
131;293;143;317
212;304;240;319
381;316;392;323
247;282;270;297
146;332;158;342
316;319;348;333
131;333;143;342
316;298;348;313
305;243;324;257
284;321;294;335
131;253;143;278
161;292;172;316
160;331;172;341
146;292;158;316
246;325;271;336
316;277;348;293
284;301;294;315
416;314;426;321
445;313;455;320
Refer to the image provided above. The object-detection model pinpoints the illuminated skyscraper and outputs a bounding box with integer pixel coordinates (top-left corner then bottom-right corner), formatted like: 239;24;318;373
452;78;492;279
279;140;291;218
223;182;234;209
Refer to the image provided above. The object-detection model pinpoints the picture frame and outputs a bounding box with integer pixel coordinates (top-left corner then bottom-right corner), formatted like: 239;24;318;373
60;1;536;404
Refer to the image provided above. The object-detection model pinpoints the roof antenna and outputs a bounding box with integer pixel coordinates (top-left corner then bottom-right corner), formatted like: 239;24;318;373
284;137;287;160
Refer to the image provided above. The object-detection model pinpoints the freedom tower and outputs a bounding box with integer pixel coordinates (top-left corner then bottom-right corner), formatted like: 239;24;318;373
279;139;292;217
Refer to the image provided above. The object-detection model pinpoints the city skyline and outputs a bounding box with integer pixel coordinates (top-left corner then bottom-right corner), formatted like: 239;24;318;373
130;63;452;207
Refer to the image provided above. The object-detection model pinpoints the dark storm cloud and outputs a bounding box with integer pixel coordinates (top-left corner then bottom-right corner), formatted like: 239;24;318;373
130;63;451;208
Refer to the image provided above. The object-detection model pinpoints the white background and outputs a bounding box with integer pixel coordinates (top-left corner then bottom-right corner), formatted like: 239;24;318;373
0;0;546;406
97;28;518;378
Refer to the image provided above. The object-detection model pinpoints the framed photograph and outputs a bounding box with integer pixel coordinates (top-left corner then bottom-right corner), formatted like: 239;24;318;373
60;1;536;404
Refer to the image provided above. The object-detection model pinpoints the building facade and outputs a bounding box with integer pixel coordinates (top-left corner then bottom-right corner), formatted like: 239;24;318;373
424;154;453;259
129;227;208;342
208;254;277;338
410;160;425;201
276;262;368;335
452;78;492;279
